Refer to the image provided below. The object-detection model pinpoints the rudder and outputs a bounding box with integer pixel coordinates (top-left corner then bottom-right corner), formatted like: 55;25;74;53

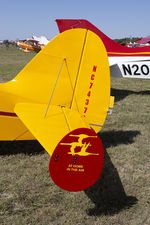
70;29;111;132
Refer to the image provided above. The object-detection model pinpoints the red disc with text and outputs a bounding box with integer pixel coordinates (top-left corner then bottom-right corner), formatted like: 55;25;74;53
49;128;104;191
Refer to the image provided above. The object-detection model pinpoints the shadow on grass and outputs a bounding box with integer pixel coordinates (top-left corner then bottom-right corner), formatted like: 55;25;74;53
111;88;150;102
85;130;139;216
100;130;141;148
0;140;44;155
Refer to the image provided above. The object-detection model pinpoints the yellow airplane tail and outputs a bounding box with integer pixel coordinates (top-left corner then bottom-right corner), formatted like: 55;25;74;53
1;29;113;191
0;28;112;140
14;28;111;149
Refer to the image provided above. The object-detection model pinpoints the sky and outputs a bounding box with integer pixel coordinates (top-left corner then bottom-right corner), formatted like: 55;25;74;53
0;0;150;41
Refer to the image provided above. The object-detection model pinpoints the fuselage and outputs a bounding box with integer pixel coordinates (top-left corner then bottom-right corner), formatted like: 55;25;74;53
109;56;150;79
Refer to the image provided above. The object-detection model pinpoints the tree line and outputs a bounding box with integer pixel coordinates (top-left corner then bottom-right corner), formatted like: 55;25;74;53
114;37;141;45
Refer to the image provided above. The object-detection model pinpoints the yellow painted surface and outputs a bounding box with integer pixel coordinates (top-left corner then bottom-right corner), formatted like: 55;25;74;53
62;107;89;131
0;29;111;154
70;30;110;132
109;96;115;109
0;116;31;140
14;103;89;155
0;29;87;140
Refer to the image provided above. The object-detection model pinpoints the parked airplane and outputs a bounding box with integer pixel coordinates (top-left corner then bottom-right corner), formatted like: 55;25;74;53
15;35;49;52
56;19;150;79
0;29;114;191
15;39;43;52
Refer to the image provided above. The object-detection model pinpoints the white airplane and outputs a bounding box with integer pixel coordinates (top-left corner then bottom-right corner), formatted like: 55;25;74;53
56;19;150;80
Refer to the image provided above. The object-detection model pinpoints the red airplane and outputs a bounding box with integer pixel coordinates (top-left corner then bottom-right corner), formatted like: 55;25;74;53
56;19;150;79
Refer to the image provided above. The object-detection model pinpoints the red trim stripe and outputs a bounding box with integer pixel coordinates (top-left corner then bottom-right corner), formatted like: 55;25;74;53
0;111;18;117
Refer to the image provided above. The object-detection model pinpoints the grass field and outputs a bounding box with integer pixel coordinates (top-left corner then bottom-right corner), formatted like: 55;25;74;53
0;45;150;225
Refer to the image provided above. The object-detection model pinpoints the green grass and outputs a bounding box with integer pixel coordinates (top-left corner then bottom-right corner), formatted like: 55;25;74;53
0;46;150;225
0;45;36;82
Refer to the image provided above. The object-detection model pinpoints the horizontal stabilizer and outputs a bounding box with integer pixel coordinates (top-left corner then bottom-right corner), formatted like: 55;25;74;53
14;103;88;155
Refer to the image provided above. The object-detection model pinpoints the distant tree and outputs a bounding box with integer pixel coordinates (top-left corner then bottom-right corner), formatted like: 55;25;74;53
3;40;9;50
